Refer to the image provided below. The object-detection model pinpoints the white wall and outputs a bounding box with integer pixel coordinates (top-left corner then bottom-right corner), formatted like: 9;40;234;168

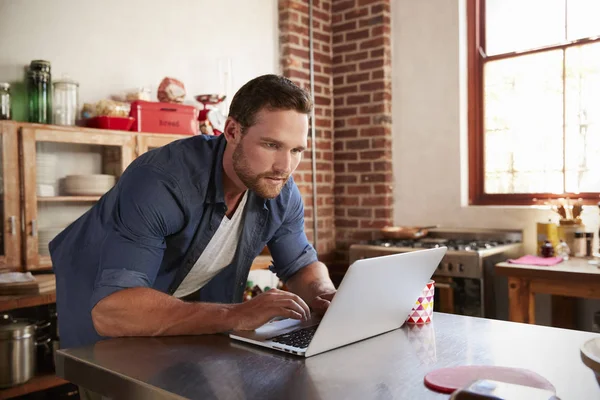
0;0;279;108
391;0;600;331
0;0;279;250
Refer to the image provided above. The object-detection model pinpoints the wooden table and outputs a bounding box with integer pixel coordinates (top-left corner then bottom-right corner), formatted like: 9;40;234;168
496;258;600;328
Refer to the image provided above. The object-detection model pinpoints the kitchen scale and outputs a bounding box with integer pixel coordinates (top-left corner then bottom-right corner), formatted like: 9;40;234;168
195;94;226;135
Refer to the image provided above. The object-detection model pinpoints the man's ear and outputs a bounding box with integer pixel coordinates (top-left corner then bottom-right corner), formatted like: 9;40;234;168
223;117;242;143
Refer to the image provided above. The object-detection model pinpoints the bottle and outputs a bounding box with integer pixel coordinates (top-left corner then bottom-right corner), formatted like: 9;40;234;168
574;232;586;257
0;83;11;120
555;240;570;260
541;240;555;257
27;60;52;124
585;232;593;258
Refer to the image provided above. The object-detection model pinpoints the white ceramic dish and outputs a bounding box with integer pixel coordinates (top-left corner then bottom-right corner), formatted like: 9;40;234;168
581;337;600;386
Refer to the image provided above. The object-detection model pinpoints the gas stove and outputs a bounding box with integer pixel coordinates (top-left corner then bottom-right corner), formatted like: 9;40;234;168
349;228;525;318
368;237;520;253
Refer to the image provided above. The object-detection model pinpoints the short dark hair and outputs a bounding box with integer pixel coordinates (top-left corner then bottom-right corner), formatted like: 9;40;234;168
228;74;313;131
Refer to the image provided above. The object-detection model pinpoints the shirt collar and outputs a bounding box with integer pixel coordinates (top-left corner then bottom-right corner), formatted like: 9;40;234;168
206;135;227;205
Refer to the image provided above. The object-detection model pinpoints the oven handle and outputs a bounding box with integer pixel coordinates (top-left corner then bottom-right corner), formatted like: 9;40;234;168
434;282;453;289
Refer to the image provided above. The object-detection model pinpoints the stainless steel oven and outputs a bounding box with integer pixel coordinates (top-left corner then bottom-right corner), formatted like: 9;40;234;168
348;228;524;318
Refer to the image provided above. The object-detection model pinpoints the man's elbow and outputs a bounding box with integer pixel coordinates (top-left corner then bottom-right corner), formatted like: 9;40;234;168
91;301;115;337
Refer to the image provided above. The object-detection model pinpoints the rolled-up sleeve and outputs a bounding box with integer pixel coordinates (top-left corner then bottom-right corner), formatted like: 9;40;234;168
90;165;186;310
267;183;318;282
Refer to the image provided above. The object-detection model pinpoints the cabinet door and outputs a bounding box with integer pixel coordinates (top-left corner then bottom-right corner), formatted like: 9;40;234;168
136;133;191;156
20;124;135;271
0;122;22;270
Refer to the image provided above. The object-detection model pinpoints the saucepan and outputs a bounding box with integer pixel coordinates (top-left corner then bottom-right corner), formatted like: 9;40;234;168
380;225;439;240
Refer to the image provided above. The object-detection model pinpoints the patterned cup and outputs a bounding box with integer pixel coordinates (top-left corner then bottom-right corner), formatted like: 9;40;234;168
405;280;435;324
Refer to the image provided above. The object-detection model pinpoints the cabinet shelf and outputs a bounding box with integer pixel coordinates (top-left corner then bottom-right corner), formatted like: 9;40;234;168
0;373;69;399
0;290;56;312
38;196;101;202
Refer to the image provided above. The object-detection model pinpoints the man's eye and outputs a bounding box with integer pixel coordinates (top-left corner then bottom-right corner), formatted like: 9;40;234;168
292;149;303;154
265;143;278;149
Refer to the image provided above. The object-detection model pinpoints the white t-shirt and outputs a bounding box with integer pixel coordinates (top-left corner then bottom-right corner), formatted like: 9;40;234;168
173;191;248;298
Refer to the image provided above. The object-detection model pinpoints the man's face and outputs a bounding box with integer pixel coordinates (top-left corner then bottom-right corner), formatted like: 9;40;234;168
232;108;308;199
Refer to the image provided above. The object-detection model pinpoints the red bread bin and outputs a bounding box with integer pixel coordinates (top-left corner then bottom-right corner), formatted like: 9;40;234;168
129;100;199;135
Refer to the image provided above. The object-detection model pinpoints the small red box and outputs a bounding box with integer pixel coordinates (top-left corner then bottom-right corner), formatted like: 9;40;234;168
86;116;135;131
129;100;198;135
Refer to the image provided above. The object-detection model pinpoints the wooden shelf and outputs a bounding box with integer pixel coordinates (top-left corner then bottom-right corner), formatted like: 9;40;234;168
0;373;69;399
38;196;101;202
0;290;56;312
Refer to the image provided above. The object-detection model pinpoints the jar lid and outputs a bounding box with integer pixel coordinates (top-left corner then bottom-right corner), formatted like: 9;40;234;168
30;60;51;70
53;77;79;87
0;321;35;340
0;82;10;90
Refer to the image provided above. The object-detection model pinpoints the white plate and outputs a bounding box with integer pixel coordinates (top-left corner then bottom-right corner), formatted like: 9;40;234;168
581;337;600;386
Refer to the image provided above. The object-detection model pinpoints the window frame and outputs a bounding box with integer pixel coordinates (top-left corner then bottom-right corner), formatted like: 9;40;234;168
467;0;600;206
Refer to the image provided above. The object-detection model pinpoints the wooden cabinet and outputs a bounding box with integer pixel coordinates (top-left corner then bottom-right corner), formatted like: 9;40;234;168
0;121;188;272
0;122;22;269
136;132;189;155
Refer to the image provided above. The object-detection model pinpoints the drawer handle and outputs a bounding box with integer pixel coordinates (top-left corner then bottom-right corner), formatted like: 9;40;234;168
31;219;37;237
434;283;453;289
8;216;16;235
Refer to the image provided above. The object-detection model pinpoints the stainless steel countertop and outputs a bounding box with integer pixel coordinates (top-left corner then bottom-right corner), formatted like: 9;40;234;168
55;313;600;400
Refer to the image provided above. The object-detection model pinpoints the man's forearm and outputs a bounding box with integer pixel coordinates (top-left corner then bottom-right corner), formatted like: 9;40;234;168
285;262;336;305
91;287;236;338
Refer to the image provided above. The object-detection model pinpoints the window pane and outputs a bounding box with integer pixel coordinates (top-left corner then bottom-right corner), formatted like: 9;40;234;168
484;51;564;194
567;0;600;40
486;0;566;56
565;43;600;192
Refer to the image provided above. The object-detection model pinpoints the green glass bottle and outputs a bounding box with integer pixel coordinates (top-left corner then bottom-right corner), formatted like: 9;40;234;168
27;70;50;124
27;60;52;124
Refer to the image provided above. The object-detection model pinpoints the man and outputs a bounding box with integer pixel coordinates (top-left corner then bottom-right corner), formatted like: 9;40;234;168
50;74;336;350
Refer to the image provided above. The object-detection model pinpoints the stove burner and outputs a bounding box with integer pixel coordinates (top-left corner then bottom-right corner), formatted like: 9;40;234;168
368;238;516;252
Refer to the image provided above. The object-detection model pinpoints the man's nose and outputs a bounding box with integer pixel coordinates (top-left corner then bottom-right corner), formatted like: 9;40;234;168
273;151;292;175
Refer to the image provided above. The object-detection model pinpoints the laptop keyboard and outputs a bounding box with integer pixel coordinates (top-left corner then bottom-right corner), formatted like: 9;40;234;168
270;325;318;349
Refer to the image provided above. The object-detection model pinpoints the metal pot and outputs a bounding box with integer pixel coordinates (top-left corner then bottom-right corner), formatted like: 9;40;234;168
0;319;36;388
380;225;439;240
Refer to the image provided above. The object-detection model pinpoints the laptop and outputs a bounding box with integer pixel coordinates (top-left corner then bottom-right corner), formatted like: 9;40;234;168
229;247;447;357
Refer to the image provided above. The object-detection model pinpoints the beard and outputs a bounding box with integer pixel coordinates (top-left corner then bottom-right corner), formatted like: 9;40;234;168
232;141;290;199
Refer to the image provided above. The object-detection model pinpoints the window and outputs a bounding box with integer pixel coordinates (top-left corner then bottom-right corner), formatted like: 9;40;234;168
468;0;600;205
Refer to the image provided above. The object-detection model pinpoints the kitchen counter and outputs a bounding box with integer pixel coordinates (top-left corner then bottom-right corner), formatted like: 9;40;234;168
496;258;600;328
55;313;599;400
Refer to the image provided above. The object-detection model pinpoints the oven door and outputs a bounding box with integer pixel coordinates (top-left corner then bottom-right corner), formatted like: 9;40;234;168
432;276;482;317
431;276;454;314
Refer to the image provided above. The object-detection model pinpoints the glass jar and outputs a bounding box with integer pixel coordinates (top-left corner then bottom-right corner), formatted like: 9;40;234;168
52;78;79;126
541;240;555;257
28;70;51;124
0;83;10;120
27;60;52;124
574;231;586;257
555;239;570;260
585;232;593;257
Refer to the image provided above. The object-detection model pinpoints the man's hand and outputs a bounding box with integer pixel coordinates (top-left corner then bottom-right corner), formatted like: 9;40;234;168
309;291;336;315
228;289;311;331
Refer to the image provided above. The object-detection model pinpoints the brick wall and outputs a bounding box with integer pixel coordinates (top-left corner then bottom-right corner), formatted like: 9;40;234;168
331;0;393;264
279;0;336;264
279;0;393;275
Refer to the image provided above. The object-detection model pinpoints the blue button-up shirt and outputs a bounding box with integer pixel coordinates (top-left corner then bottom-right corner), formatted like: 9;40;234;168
49;134;317;348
